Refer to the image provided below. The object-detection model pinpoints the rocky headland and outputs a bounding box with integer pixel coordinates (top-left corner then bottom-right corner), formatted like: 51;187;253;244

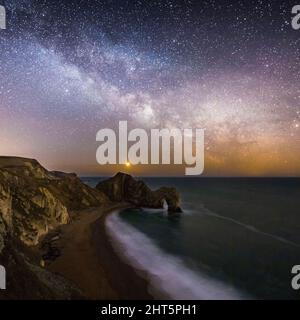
0;156;181;299
96;172;182;214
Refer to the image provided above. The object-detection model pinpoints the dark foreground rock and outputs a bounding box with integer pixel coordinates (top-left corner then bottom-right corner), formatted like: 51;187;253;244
96;172;182;214
0;239;82;300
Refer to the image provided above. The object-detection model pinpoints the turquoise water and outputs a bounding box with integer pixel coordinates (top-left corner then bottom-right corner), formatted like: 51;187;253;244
82;177;300;299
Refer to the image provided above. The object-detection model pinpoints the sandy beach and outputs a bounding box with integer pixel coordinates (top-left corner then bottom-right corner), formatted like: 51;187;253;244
39;204;153;299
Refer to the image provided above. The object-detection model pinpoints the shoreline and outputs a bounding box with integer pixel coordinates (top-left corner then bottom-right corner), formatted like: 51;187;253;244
92;206;154;299
39;203;154;299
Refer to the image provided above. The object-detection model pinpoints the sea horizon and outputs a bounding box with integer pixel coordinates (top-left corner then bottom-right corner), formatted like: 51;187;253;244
1;0;300;308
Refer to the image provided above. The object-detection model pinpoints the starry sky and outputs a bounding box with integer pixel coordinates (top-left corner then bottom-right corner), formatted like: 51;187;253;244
0;0;299;176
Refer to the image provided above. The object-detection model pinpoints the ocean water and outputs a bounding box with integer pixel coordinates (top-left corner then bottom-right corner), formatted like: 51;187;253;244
82;177;300;300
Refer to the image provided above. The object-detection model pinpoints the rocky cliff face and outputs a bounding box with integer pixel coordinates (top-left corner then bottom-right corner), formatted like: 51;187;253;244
0;156;109;299
0;157;182;299
0;157;109;247
96;172;182;214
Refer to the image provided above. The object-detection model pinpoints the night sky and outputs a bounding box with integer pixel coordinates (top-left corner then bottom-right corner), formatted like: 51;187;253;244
0;0;299;176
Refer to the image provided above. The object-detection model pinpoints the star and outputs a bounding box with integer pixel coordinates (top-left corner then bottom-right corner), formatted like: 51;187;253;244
0;0;299;176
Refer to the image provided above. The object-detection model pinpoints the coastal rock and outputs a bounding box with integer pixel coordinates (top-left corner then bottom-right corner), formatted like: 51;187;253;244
0;156;110;299
0;157;182;299
0;242;82;300
0;156;109;246
96;172;182;214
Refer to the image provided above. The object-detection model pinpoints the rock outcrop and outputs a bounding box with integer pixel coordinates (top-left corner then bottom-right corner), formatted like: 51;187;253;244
0;156;108;246
0;156;109;299
96;172;182;214
0;240;82;300
0;157;182;299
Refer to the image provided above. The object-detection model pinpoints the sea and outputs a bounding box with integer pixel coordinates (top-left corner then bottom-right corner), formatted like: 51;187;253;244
82;177;300;300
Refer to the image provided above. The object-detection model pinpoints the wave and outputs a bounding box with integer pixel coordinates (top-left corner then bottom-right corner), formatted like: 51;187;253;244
105;212;249;300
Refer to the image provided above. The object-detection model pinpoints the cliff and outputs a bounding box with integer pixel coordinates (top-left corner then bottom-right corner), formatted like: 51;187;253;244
0;156;109;246
96;172;182;214
0;157;182;299
0;156;109;299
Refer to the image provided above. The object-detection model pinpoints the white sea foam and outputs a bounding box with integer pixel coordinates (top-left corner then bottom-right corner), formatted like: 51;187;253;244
105;212;249;300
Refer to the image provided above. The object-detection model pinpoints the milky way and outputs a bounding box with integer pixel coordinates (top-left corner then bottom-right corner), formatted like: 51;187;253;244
0;0;299;176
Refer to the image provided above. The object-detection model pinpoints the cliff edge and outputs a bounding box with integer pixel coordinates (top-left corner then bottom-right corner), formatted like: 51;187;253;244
0;156;109;299
0;156;109;246
0;157;182;299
